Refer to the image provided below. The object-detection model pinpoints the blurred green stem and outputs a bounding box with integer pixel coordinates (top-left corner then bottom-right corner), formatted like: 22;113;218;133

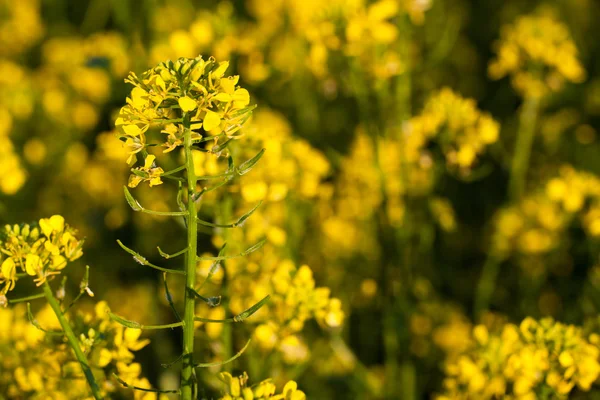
509;97;540;201
475;97;540;319
220;196;234;372
181;114;198;400
42;281;103;399
473;255;501;319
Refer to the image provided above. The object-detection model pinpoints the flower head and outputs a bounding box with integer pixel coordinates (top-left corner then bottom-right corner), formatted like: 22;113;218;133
0;216;84;296
488;13;586;98
116;56;254;168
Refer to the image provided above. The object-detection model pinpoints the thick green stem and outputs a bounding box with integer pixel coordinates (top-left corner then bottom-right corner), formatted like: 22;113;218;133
42;281;103;399
509;97;540;201
181;116;198;400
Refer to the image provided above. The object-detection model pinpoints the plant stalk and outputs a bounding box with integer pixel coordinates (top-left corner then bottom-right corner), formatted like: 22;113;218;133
473;255;501;319
219;195;234;372
508;97;540;201
181;115;198;400
42;280;103;399
475;97;540;319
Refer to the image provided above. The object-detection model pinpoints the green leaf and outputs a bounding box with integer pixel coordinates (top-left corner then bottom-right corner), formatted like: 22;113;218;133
196;239;266;261
194;295;270;324
157;246;189;259
193;339;251;367
117;240;186;275
113;373;180;394
237;149;265;175
187;287;221;307
27;303;63;335
123;186;142;211
197;244;226;292
162;273;181;322
234;295;271;322
195;201;262;229
123;186;187;216
108;311;184;330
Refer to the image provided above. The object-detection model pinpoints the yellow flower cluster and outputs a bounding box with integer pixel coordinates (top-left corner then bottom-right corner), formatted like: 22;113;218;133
493;166;600;259
150;2;238;66
250;262;343;362
217;372;305;400
404;88;500;170
0;0;43;57
317;133;402;255
0;133;27;195
237;109;330;205
0;215;83;296
438;317;600;399
186;104;341;367
0;61;35;195
409;279;472;360
38;32;130;131
197;251;344;363
148;0;431;86
0;302;154;399
488;13;586;98
318;122;462;257
116;56;252;185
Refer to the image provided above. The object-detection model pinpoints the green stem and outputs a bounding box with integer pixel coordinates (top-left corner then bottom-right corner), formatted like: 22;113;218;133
220;195;234;372
508;97;540;201
42;281;103;399
475;97;539;319
473;255;501;320
181;115;198;400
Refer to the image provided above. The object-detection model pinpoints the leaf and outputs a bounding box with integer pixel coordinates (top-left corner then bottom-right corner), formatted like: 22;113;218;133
117;240;186;275
237;149;265;175
194;339;251;367
123;186;143;211
196;201;262;229
234;295;270;322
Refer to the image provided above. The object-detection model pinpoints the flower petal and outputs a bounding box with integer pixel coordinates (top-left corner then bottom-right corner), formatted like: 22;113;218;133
203;110;221;131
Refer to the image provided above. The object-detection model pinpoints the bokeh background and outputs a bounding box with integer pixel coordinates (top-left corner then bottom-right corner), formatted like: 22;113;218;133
3;0;600;398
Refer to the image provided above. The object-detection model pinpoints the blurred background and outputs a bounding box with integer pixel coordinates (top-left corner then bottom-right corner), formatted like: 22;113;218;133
3;0;600;398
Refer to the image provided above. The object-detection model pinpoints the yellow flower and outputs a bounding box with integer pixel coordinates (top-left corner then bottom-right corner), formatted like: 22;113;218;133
488;13;586;98
0;217;84;293
116;56;254;162
128;155;164;188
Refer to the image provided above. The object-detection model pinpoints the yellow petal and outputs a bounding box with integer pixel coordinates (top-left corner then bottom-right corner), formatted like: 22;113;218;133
178;96;197;112
212;61;230;79
49;215;65;233
97;348;113;367
1;257;15;278
215;93;232;102
122;124;143;136
220;78;235;94
283;381;298;394
130;87;148;108
124;327;141;343
25;254;40;276
203;110;221;131
39;219;53;237
44;241;60;256
155;76;166;91
144;154;156;169
232;89;250;107
128;175;142;188
52;255;67;270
